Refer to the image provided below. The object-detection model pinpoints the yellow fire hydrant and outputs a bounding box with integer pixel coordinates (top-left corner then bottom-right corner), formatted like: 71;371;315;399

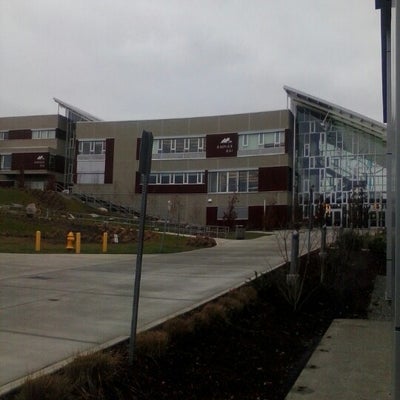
66;231;75;251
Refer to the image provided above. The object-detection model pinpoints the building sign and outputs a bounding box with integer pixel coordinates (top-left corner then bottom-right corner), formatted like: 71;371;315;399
12;153;49;170
206;133;238;158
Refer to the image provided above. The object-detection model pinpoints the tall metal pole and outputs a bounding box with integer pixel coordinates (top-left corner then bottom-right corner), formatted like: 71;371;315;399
391;1;400;397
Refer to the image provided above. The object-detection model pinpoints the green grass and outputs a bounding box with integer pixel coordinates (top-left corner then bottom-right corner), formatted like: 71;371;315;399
0;188;270;254
0;232;204;254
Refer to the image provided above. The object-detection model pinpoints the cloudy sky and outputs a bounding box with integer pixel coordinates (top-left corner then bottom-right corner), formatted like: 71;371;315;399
0;0;383;122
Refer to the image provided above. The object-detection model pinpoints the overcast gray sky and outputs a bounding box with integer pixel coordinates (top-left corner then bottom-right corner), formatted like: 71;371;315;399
0;0;383;122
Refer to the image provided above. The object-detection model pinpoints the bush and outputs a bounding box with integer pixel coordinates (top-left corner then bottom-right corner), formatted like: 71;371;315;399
367;234;386;257
14;374;72;400
135;330;169;358
186;235;216;248
64;351;123;399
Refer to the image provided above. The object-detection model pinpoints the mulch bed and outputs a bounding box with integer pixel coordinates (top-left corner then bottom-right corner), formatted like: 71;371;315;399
124;249;383;400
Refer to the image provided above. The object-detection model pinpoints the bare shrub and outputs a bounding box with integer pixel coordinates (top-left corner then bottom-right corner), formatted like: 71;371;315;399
162;316;195;339
135;330;169;358
230;286;258;305
65;351;123;399
186;235;217;248
14;374;72;400
192;303;229;328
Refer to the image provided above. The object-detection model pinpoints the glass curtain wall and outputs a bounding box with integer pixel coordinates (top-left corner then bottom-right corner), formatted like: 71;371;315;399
296;106;386;227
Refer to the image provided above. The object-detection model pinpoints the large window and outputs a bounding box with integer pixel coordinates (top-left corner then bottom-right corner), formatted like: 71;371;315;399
32;130;56;139
76;140;106;184
0;131;8;140
0;154;11;170
208;170;258;193
238;130;285;155
78;140;105;154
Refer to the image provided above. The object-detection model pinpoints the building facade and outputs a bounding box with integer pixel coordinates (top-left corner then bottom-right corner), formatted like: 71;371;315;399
0;114;68;190
0;88;386;230
74;110;294;229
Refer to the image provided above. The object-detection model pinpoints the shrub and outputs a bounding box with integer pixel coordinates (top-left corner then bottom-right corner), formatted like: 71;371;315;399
14;374;72;400
65;351;123;399
186;235;216;248
135;330;169;358
367;234;386;257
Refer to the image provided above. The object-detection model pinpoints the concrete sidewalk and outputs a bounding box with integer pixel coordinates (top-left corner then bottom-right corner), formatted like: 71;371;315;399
286;275;392;400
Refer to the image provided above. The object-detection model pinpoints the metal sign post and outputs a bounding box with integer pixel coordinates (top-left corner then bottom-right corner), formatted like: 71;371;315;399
129;130;153;364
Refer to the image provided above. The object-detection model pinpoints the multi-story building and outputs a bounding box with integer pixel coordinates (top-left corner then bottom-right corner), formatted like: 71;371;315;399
0;114;68;190
0;87;387;229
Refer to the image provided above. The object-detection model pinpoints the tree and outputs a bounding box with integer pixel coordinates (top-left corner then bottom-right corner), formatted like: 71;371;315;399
223;193;239;229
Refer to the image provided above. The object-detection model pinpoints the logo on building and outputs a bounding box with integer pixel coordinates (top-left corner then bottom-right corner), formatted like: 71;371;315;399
217;137;234;153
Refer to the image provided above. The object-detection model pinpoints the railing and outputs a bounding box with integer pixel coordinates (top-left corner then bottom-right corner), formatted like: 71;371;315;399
151;221;229;238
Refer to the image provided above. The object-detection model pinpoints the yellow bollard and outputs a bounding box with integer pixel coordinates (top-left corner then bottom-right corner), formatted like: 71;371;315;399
66;231;75;251
75;232;81;254
35;230;41;252
102;232;108;253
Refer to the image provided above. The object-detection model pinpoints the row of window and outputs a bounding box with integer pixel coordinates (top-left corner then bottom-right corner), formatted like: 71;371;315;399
145;169;259;193
152;131;285;155
148;171;205;185
0;130;57;140
154;137;205;154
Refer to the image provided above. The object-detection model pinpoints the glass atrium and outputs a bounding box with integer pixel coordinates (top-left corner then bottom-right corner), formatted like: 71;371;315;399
287;87;387;227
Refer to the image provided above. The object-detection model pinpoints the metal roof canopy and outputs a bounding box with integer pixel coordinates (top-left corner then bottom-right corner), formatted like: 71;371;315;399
284;86;386;141
54;97;103;122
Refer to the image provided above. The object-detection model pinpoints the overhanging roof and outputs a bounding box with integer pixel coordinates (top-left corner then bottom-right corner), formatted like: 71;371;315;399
284;86;386;141
54;98;103;122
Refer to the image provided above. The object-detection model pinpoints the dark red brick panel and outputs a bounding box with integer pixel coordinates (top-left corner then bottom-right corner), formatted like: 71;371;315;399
258;166;291;192
9;130;32;140
104;138;114;184
12;153;49;170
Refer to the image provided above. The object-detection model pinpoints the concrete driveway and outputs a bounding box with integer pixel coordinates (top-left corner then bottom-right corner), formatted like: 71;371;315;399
0;231;319;394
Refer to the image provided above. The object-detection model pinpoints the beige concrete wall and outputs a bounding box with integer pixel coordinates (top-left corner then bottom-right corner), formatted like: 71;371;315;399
0;115;65;130
75;110;293;224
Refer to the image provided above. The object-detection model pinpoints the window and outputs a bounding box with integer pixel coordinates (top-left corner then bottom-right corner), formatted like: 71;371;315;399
275;131;284;146
0;154;11;170
228;171;238;192
258;133;264;145
304;144;310;157
161;173;171;184
0;131;8;140
242;135;248;147
174;173;184;184
248;170;258;192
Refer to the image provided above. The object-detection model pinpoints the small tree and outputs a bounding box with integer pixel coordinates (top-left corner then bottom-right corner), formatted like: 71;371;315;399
223;193;239;229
